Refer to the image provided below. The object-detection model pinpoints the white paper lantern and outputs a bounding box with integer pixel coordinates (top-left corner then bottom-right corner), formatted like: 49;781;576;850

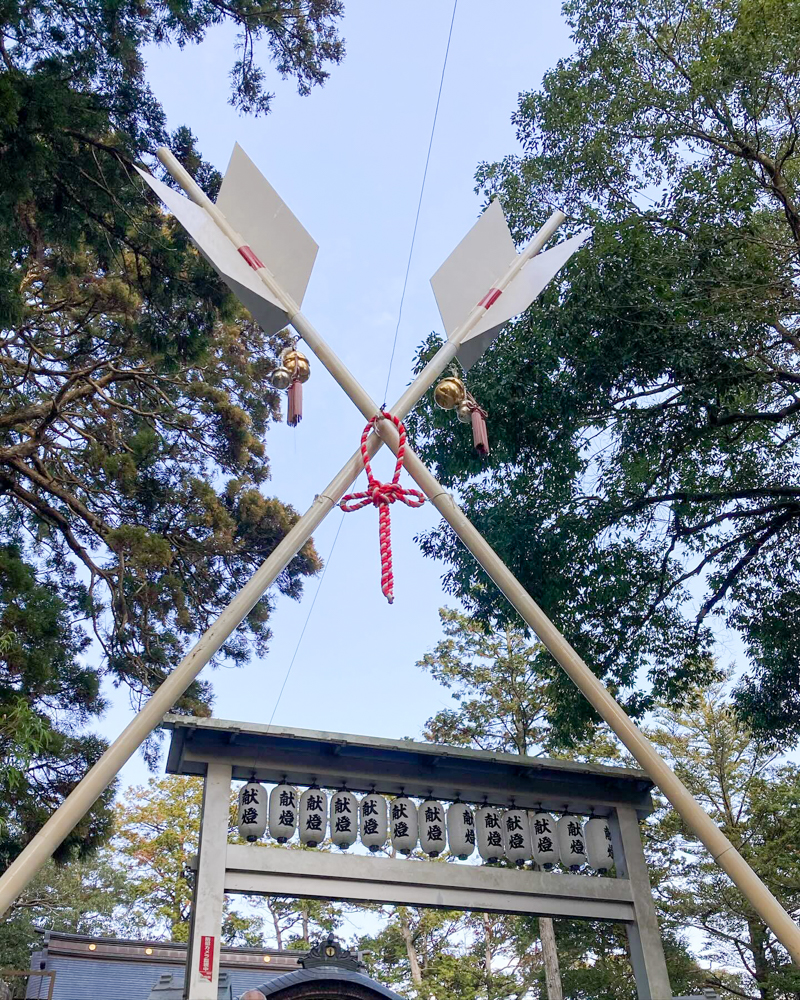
299;786;327;847
330;788;358;849
585;816;614;873
476;804;505;863
504;807;532;866
557;813;587;870
446;801;476;860
530;811;559;869
390;794;418;855
269;782;298;843
237;781;267;842
360;792;388;852
418;799;447;857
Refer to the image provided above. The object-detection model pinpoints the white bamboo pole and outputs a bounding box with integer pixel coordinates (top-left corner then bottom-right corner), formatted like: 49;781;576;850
153;150;800;962
4;153;797;967
0;161;562;917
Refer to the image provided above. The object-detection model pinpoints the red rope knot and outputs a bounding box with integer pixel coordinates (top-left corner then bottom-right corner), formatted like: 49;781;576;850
340;412;425;603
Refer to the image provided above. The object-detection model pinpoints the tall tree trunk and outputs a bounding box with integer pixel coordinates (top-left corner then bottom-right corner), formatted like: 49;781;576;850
482;912;494;1000
398;907;424;987
747;917;775;1000
539;917;563;1000
301;904;309;948
267;899;283;950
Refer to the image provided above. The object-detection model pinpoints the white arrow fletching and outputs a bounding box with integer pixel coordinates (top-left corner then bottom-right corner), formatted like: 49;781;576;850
431;197;592;370
457;229;592;370
470;229;593;339
217;143;318;308
430;199;517;342
455;323;505;373
135;166;289;336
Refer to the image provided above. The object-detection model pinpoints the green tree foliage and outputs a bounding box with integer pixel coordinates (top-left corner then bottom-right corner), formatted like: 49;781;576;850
530;917;709;1000
114;775;341;948
359;906;486;1000
0;852;134;970
1;773;346;966
0;0;341;709
0;0;340;859
0;542;114;869
647;685;800;1000
417;607;556;754
418;608;622;761
415;608;708;999
261;894;341;951
409;0;800;745
114;774;265;944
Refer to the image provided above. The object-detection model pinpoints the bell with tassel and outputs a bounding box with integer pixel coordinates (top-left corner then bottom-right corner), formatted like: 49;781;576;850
433;375;467;411
434;375;489;456
270;345;310;426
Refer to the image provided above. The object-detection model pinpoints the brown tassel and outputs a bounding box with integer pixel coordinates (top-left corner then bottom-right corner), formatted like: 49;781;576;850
471;407;489;455
287;379;303;426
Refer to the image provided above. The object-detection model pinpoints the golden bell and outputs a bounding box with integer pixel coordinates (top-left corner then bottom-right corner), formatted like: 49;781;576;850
282;349;311;384
270;365;292;390
433;376;466;410
456;401;473;423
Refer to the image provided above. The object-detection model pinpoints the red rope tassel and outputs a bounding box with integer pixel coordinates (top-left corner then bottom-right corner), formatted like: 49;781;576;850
340;412;426;603
471;406;489;455
287;379;303;426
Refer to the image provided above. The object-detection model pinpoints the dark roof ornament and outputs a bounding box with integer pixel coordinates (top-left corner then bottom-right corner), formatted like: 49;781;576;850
300;935;364;972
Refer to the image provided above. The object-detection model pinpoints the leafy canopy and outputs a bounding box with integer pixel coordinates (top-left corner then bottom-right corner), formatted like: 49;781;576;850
0;0;345;711
114;775;265;944
417;607;556;755
0;542;114;868
0;852;136;971
647;685;800;999
414;607;707;999
0;0;342;869
410;0;800;745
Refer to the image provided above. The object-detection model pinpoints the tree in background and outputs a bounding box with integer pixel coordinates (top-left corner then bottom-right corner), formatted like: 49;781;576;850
1;0;342;858
115;775;341;949
417;607;555;755
1;772;346;966
261;895;341;951
417;609;560;999
360;906;485;1000
408;0;800;747
0;0;340;710
416;608;707;1000
0;543;113;869
647;685;800;1000
0;852;135;970
114;775;264;944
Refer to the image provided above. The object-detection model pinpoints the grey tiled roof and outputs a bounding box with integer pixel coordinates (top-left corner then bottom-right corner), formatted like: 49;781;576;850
241;966;405;1000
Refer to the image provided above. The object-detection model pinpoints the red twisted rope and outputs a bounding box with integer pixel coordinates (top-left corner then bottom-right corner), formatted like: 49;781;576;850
340;412;426;603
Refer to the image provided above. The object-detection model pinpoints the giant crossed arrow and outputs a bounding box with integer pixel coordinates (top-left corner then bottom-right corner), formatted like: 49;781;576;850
1;144;798;966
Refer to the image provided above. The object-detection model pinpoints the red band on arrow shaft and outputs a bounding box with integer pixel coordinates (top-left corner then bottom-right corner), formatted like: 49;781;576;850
478;287;502;309
238;245;265;270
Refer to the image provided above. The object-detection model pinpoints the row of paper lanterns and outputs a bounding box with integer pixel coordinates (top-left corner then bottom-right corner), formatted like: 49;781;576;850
236;782;615;873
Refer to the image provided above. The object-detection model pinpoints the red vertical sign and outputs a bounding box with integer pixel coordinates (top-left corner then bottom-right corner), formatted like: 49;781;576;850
199;935;215;982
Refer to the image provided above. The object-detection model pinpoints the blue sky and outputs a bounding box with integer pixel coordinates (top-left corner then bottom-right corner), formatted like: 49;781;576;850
105;2;577;787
